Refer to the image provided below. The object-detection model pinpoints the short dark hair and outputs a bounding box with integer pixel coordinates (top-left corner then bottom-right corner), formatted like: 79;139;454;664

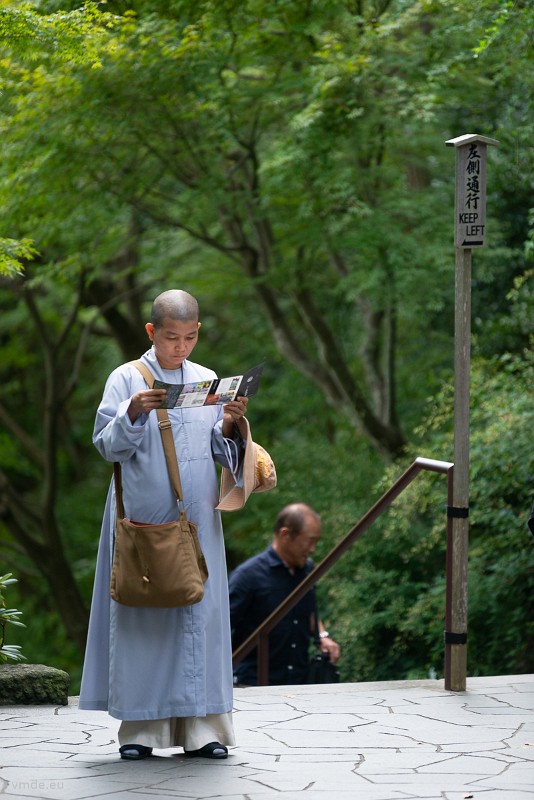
151;290;199;328
274;503;321;539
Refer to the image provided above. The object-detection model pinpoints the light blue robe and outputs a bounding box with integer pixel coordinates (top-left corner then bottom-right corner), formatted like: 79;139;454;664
79;349;239;721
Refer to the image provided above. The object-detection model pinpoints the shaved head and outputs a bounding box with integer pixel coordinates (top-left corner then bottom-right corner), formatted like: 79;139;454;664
151;290;199;328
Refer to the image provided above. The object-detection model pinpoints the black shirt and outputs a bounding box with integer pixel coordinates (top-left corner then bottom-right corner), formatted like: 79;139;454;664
229;545;315;685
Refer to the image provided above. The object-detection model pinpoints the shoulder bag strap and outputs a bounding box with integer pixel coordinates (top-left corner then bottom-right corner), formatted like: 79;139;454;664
113;462;126;519
130;359;185;504
113;360;185;521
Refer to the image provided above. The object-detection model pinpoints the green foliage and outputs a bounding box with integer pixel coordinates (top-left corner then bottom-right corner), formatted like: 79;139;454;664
0;573;26;663
329;351;534;682
0;1;121;63
6;0;531;454
5;578;81;682
0;0;532;686
0;237;38;276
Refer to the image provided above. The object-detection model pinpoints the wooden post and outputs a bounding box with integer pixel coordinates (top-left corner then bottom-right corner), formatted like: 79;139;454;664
444;134;499;691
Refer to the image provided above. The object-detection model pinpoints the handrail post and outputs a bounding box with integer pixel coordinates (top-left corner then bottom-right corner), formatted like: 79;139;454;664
258;634;269;686
444;466;454;689
449;242;471;691
445;134;498;691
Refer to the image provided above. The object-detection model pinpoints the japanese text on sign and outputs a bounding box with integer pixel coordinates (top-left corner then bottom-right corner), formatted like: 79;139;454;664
455;142;487;248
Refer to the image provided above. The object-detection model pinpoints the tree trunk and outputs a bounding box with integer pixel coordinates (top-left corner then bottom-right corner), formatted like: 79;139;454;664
0;497;89;654
39;547;89;654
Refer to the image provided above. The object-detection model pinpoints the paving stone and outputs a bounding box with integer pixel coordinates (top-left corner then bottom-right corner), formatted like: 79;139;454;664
0;675;532;799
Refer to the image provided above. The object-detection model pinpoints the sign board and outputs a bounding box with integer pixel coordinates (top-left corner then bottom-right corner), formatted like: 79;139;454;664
446;134;499;249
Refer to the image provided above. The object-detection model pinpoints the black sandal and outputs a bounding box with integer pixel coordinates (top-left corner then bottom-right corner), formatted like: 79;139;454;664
184;741;228;759
119;743;153;760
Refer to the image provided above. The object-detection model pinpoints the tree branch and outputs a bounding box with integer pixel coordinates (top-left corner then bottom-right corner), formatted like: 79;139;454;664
0;401;45;467
0;471;44;546
55;269;85;356
294;285;406;458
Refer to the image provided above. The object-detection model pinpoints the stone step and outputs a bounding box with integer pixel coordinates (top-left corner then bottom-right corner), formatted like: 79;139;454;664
0;663;69;706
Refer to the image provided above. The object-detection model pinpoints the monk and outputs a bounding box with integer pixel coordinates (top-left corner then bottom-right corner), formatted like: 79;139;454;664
79;290;248;760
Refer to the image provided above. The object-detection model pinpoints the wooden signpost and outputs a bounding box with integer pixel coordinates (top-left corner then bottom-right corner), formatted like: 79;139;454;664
444;134;499;691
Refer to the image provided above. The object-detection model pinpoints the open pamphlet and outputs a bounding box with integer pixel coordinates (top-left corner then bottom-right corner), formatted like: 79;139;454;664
154;363;264;409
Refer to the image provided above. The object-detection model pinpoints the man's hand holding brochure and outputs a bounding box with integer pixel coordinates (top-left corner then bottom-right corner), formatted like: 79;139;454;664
153;363;264;409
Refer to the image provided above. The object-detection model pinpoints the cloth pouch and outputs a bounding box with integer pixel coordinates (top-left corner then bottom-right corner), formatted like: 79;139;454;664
110;511;208;608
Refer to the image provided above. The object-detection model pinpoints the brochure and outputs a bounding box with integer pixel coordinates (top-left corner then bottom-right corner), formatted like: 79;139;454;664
154;363;264;409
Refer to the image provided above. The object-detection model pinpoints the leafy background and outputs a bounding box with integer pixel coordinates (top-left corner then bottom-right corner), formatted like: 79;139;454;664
0;0;532;692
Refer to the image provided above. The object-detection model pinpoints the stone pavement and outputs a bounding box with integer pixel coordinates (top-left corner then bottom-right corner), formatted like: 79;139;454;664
0;674;532;800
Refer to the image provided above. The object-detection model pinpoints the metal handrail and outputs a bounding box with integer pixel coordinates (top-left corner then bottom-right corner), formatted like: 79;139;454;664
232;457;456;689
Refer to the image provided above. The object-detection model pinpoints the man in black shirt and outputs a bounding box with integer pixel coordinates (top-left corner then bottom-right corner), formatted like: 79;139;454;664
229;503;340;685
